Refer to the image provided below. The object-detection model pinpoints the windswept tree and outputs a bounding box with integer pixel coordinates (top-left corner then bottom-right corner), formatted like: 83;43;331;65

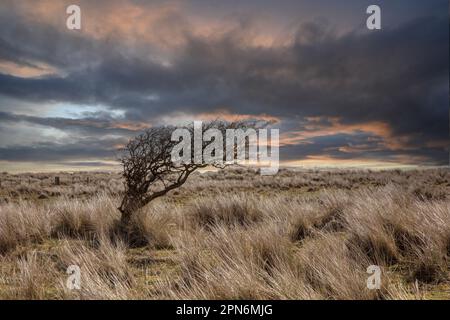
118;120;268;230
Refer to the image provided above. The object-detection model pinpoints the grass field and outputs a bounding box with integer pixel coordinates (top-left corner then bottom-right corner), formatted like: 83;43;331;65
0;168;449;299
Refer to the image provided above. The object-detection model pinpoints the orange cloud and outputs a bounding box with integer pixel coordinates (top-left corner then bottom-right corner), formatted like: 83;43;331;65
280;117;411;151
9;0;184;49
337;144;381;153
107;121;150;131
0;60;59;78
284;155;420;169
158;110;280;125
9;0;284;54
195;110;280;123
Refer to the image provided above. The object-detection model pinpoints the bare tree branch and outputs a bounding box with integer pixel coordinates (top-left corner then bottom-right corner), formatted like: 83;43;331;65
118;120;264;226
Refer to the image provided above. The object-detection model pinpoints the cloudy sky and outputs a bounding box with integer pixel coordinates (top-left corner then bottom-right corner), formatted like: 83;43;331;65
0;0;448;172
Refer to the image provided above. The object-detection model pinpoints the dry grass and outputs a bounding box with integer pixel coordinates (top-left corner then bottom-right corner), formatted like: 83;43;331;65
0;168;449;299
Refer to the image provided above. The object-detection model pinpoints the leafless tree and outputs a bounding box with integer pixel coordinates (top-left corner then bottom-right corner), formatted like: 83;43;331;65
118;120;265;230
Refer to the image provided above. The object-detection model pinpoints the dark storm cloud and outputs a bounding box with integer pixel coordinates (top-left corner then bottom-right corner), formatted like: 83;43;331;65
1;14;447;134
0;5;104;69
0;140;120;162
0;0;447;166
0;111;145;136
280;132;448;166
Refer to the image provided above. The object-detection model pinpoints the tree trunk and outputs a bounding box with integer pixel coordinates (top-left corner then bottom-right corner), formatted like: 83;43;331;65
117;195;150;247
119;206;133;227
118;195;142;227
